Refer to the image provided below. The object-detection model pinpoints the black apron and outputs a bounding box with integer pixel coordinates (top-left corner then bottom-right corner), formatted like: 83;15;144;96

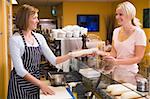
7;33;42;99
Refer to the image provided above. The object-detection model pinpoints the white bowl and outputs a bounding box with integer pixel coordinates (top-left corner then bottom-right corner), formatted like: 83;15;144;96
58;33;66;38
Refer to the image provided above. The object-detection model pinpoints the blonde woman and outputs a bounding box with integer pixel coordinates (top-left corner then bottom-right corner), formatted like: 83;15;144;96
98;1;146;84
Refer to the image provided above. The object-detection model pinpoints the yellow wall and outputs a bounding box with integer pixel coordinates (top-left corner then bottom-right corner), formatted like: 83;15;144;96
13;2;113;40
37;6;53;18
62;2;113;40
13;5;57;19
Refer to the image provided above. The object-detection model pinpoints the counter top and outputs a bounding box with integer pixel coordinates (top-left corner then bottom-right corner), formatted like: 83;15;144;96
40;86;73;99
40;81;75;99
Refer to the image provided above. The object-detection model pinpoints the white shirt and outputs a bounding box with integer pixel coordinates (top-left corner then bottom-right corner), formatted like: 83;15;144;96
9;32;56;77
113;27;146;73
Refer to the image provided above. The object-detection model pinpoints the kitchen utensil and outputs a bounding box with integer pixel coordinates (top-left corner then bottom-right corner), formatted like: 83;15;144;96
48;72;66;86
48;72;53;79
136;76;148;92
134;73;148;92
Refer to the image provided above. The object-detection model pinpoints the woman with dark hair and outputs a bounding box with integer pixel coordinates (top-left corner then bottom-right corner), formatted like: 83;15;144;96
7;4;74;99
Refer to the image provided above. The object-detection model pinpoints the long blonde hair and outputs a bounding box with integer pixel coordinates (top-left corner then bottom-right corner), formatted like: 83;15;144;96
117;1;141;27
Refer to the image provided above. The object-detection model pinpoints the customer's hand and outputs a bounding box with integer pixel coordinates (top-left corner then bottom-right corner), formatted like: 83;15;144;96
39;81;55;95
99;56;117;74
103;55;117;66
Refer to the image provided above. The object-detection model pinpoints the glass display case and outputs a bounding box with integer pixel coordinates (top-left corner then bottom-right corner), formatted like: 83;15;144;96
70;58;150;99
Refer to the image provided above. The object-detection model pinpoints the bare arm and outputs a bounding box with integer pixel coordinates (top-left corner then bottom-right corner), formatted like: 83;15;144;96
115;45;146;65
24;73;41;87
56;54;71;64
109;41;117;58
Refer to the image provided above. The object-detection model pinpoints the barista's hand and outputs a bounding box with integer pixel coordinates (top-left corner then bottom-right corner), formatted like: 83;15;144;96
39;82;55;95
